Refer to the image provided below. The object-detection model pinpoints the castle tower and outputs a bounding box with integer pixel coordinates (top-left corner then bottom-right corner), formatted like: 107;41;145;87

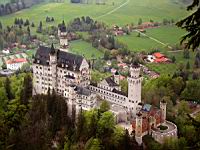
160;100;167;124
58;21;69;52
127;64;143;116
114;71;120;85
135;112;143;145
49;43;57;91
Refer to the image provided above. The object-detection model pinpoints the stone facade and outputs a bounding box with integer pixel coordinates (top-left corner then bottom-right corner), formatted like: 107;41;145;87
89;65;143;116
132;101;178;145
33;44;94;111
33;44;143;116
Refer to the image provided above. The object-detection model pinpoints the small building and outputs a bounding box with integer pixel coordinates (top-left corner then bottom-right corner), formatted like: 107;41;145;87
153;52;170;63
138;22;155;29
2;49;10;54
6;58;28;70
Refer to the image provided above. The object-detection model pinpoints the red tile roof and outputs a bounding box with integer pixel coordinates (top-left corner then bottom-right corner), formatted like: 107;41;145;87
6;58;27;64
153;52;165;58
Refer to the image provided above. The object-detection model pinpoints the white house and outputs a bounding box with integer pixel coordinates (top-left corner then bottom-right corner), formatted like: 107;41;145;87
6;58;28;70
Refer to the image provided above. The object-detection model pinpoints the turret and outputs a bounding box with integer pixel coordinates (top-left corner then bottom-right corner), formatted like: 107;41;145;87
114;71;120;85
49;43;57;64
58;21;69;52
129;65;141;78
160;100;167;124
126;63;143;116
135;112;143;145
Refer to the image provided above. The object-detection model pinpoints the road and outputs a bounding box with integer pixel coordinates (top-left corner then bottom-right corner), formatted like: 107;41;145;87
94;0;130;19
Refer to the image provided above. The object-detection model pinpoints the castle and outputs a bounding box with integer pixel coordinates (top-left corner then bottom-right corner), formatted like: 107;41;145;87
32;24;177;144
32;43;142;115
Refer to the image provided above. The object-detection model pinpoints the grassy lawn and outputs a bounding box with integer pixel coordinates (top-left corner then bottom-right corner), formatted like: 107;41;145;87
145;26;186;45
69;40;103;59
117;31;163;52
117;26;186;53
0;0;188;27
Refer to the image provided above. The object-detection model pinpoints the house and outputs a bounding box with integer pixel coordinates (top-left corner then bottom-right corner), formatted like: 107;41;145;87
6;58;28;70
138;22;155;29
113;25;126;36
153;52;170;63
2;49;10;54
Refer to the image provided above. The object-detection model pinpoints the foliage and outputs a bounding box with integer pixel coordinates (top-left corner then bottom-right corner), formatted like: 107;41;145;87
176;0;200;49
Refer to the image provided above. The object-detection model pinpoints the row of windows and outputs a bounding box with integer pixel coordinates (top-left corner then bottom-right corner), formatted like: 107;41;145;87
102;95;123;104
90;87;126;101
129;100;138;104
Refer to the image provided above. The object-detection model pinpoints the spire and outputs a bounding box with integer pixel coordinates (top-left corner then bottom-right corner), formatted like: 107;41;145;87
50;43;56;55
115;71;119;75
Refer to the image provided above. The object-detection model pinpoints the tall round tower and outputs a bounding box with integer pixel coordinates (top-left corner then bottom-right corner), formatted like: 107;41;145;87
160;100;167;124
126;64;143;116
135;112;143;145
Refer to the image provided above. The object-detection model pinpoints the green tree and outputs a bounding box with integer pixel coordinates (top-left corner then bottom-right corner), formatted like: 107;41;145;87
20;74;32;105
176;0;200;49
138;18;142;25
99;101;110;113
97;111;115;139
186;61;190;70
0;22;2;29
4;77;13;100
172;56;176;63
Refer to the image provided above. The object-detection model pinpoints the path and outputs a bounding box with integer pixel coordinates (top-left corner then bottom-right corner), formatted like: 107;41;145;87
135;30;173;50
94;0;130;19
168;50;183;53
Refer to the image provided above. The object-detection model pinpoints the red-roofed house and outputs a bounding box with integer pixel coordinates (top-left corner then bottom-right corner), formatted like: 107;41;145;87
153;52;170;63
6;58;28;70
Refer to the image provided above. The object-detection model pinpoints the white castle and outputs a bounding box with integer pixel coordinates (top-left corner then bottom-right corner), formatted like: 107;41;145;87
32;43;142;116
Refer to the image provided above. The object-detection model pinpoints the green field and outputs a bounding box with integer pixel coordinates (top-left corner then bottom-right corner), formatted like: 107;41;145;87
0;0;10;4
117;26;186;52
145;26;186;45
0;0;188;26
69;40;103;59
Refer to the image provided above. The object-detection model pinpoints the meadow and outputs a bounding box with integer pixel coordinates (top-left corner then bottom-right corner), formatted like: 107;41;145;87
117;26;186;52
69;40;103;59
0;0;188;26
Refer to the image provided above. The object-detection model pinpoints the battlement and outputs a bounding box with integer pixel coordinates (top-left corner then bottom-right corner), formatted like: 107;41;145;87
129;66;141;78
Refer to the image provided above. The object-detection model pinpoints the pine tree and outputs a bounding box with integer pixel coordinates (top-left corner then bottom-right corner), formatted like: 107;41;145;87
172;56;176;63
27;26;30;36
31;22;35;27
4;77;13;100
186;61;190;70
138;18;142;25
183;49;190;59
20;74;32;105
0;22;2;29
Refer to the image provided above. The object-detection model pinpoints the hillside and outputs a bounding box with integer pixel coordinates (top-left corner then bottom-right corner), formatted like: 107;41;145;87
0;0;189;26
